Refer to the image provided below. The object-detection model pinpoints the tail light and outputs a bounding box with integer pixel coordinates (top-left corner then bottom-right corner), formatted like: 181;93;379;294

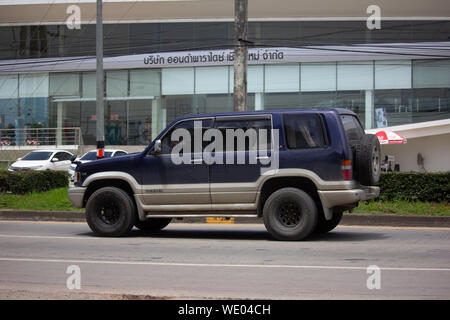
341;159;352;180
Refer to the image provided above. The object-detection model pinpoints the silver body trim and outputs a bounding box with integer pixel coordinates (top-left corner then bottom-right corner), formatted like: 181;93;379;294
67;187;86;208
318;186;380;209
82;171;141;193
68;168;377;221
145;214;259;218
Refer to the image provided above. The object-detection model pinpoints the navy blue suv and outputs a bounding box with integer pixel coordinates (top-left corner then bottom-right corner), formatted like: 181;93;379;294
68;108;380;240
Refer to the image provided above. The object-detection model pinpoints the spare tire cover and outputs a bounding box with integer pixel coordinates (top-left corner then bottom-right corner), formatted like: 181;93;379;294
354;134;381;186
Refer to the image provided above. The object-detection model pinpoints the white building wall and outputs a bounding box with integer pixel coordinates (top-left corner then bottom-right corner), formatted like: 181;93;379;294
381;133;450;172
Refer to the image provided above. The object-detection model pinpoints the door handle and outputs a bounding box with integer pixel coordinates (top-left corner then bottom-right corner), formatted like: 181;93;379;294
190;158;203;164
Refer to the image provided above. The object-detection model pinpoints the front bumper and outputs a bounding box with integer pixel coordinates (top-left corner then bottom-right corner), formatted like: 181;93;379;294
317;186;380;209
68;187;86;208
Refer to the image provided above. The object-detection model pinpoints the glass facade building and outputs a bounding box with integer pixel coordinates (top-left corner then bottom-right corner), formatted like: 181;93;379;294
2;21;450;60
0;21;449;146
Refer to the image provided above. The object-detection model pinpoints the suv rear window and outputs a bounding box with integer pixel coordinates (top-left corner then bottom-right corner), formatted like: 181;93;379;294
340;115;365;142
283;114;327;149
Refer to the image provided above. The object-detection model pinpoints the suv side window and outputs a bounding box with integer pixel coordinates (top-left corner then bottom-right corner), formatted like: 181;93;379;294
283;114;327;149
159;119;213;154
340;115;365;142
215;118;272;151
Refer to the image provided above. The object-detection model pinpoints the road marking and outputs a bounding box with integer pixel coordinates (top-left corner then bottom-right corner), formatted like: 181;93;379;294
0;257;449;272
340;225;450;231
2;219;450;231
1;220;450;230
0;220;86;225
0;234;98;240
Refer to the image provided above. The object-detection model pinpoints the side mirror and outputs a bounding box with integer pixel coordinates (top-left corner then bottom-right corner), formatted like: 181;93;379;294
51;157;59;162
70;154;77;163
153;139;162;154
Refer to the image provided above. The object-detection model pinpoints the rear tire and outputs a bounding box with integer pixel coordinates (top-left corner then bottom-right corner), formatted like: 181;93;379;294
314;210;343;234
355;134;381;185
135;218;172;232
85;186;136;237
263;188;318;241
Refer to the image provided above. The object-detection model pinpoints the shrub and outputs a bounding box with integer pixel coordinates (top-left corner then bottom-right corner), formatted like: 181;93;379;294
377;172;450;203
0;170;69;194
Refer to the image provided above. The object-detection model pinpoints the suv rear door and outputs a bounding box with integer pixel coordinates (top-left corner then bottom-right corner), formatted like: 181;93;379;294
280;112;342;181
209;115;273;205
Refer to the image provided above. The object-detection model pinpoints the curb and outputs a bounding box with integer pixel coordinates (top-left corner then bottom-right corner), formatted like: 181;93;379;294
0;210;85;222
0;210;449;228
341;213;450;228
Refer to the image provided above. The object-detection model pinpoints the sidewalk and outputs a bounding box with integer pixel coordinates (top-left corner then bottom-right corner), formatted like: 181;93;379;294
0;210;449;228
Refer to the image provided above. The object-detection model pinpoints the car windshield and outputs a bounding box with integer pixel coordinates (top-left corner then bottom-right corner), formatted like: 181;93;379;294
21;152;53;161
80;151;113;160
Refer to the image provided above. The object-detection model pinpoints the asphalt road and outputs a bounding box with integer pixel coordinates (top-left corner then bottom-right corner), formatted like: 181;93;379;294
0;221;449;300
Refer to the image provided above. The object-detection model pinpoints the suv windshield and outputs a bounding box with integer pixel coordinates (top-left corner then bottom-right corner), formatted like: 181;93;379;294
22;152;53;161
80;151;113;160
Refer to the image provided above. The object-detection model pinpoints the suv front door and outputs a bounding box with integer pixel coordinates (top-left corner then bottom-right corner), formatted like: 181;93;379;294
140;118;213;206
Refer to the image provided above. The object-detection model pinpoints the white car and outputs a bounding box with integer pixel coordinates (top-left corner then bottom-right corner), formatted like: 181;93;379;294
8;150;74;172
68;149;128;176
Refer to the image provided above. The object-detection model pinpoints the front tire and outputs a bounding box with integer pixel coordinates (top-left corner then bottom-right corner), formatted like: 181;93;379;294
85;186;136;237
135;218;172;232
263;188;318;241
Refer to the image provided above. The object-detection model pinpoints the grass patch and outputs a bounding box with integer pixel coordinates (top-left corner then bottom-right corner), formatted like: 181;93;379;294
0;162;12;170
0;187;81;212
353;200;450;216
0;187;448;216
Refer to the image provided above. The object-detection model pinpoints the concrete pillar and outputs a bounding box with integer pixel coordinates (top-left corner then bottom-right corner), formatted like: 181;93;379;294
151;98;166;140
255;92;264;111
151;99;158;141
161;106;167;132
365;89;374;129
57;102;63;146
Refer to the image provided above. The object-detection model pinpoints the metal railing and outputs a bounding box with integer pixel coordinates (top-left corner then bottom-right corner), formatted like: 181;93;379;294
0;127;84;152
